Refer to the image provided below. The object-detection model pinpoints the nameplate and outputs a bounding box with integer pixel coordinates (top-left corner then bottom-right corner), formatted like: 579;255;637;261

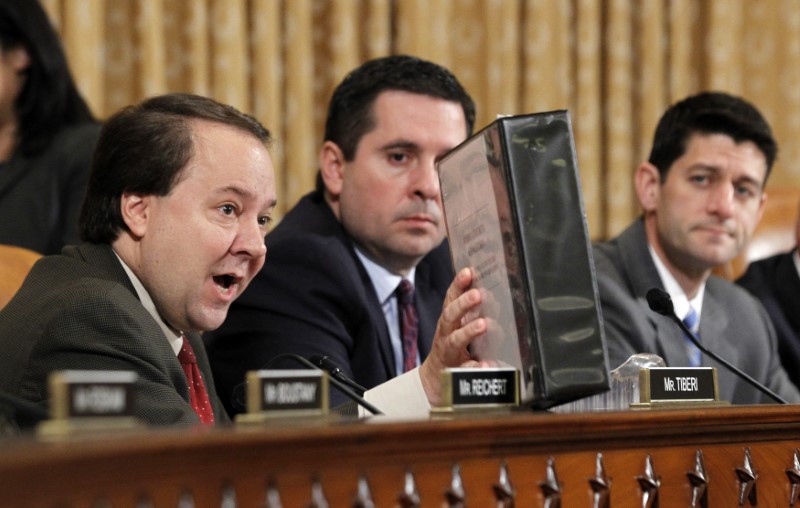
244;370;328;417
435;368;519;411
637;367;724;406
48;370;137;420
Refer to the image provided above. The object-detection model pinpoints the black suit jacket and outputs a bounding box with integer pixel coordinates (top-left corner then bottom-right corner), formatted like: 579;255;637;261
0;123;101;255
737;249;800;390
0;243;228;426
205;190;454;414
593;219;800;405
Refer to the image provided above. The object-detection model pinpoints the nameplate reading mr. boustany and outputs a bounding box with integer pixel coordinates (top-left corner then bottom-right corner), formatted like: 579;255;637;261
241;370;329;420
434;368;519;412
634;367;728;408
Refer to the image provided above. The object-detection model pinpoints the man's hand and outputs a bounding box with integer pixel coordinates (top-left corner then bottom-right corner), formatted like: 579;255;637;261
419;267;487;405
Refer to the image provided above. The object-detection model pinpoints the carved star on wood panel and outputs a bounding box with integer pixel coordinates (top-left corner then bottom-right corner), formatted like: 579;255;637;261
397;470;420;508
735;447;758;506
636;454;661;508
445;463;466;507
539;457;561;508
686;449;708;508
588;452;610;508
785;448;800;506
309;477;329;508
492;460;515;506
353;475;374;508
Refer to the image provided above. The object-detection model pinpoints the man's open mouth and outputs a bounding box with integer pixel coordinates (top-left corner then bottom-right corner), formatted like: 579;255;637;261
213;274;237;290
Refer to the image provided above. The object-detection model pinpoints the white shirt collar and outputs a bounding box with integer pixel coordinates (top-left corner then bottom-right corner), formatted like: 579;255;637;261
354;247;416;304
648;245;705;321
113;251;184;355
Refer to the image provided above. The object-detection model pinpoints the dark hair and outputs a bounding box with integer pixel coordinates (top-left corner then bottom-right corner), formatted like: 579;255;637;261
647;91;778;183
79;93;271;243
0;0;95;156
323;54;475;163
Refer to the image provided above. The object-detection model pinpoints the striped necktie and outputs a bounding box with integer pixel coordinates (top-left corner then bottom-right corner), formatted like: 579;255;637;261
683;307;702;367
396;279;419;373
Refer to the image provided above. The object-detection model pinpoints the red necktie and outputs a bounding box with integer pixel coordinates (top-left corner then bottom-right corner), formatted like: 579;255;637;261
178;336;215;425
397;279;419;373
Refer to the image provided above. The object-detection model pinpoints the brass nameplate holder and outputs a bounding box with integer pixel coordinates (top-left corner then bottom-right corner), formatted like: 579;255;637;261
38;370;140;436
236;370;330;424
432;368;519;414
631;367;729;409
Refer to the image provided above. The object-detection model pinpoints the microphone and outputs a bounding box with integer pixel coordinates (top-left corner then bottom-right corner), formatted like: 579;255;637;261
645;288;787;404
232;353;383;416
309;355;368;395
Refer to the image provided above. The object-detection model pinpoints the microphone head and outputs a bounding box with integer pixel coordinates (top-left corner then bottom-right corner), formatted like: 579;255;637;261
309;355;341;374
646;288;674;316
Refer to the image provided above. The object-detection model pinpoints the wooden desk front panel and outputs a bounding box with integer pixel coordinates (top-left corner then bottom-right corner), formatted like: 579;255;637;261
2;405;800;507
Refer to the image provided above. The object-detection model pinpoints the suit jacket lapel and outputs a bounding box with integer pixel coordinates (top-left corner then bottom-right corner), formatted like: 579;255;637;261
699;285;733;363
349;244;397;378
617;220;693;367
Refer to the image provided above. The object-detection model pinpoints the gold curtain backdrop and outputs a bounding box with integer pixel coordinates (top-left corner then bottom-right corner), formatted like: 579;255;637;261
40;0;800;240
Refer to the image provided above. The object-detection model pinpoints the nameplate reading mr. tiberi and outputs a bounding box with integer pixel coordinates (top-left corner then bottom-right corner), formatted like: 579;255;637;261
634;367;728;408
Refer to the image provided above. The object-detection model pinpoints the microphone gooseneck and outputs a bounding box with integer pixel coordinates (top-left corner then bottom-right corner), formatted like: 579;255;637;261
310;355;368;395
261;353;383;415
646;287;787;404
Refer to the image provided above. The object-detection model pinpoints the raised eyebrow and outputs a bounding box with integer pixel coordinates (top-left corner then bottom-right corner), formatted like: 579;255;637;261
262;198;278;215
213;185;255;200
381;140;419;152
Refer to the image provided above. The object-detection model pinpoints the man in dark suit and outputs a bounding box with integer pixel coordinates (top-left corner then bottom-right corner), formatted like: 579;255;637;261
0;93;278;426
0;91;488;426
737;209;800;390
205;55;478;414
593;92;800;404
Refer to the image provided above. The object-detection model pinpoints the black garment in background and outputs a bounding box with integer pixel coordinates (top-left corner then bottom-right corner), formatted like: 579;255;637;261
0;122;100;254
737;248;800;390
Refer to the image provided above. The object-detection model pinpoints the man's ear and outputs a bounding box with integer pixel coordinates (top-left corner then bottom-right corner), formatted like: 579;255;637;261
318;141;346;197
634;161;662;212
119;193;150;238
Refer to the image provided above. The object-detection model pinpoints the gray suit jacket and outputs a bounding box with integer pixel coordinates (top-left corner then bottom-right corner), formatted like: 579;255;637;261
593;219;800;405
0;243;228;426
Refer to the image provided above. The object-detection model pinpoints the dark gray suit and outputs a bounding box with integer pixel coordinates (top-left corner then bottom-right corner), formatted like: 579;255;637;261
593;219;800;405
0;243;228;426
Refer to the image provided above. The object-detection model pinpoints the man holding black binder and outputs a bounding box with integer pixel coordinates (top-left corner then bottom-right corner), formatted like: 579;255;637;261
593;92;800;405
205;55;482;415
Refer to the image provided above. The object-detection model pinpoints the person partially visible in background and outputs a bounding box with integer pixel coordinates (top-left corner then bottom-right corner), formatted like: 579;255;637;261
737;200;800;390
0;0;100;254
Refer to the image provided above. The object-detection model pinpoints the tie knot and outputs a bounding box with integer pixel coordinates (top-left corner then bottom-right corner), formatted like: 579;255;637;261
178;336;197;365
396;279;414;306
683;307;699;332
